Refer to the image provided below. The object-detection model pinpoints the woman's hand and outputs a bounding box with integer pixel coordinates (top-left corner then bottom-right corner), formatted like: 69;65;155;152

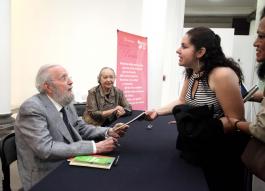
145;110;158;121
114;106;125;117
220;116;240;133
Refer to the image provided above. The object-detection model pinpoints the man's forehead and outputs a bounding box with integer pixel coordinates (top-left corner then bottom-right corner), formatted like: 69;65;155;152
258;18;265;34
49;66;68;77
50;66;65;72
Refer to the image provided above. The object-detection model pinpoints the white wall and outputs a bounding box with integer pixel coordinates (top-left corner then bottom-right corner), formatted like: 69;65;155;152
142;0;185;108
233;36;256;89
11;0;143;107
233;35;258;121
161;0;185;106
11;0;185;109
0;0;11;114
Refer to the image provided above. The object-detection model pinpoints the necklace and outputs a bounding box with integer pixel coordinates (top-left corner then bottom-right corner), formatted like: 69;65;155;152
192;72;201;79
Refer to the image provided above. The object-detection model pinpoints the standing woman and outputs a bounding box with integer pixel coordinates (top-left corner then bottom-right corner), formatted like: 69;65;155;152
83;67;132;126
146;27;248;191
227;8;265;184
229;7;265;143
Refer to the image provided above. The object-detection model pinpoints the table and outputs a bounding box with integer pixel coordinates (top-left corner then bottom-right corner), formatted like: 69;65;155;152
30;111;209;191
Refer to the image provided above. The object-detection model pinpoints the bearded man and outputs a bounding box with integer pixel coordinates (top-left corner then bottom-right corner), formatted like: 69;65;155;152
15;64;128;190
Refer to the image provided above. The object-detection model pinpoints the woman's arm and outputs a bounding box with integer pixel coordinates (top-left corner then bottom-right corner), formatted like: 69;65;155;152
209;67;245;132
228;117;251;134
229;99;265;143
145;79;188;120
156;79;188;115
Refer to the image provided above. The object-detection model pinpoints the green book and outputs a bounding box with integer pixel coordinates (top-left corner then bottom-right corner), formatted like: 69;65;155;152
75;155;114;165
69;155;116;169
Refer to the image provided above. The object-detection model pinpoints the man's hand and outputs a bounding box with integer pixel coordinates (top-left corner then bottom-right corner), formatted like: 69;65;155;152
95;137;117;154
108;123;129;138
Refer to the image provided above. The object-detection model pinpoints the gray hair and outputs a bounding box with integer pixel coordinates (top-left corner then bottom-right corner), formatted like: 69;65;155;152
97;67;116;83
35;64;60;93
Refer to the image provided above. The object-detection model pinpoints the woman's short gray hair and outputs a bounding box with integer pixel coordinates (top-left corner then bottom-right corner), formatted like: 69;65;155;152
35;64;59;93
97;67;116;84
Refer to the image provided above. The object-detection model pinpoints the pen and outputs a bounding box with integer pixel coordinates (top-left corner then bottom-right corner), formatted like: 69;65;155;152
113;112;146;131
124;108;131;113
114;155;120;166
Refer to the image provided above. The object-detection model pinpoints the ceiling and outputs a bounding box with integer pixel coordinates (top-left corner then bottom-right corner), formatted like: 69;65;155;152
184;0;258;30
185;0;257;17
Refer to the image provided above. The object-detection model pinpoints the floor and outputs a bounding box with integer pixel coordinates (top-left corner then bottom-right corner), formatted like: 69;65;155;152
0;127;22;191
0;161;22;191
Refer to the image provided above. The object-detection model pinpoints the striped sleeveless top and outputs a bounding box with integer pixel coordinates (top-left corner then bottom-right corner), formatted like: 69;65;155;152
185;73;223;118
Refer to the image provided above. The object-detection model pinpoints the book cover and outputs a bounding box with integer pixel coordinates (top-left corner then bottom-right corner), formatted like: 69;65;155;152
69;155;116;169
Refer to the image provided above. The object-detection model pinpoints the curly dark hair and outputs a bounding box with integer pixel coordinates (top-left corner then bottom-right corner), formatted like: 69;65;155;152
257;62;265;80
184;27;243;83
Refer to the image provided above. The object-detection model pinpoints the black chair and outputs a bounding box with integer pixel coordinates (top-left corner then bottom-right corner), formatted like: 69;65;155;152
244;168;253;191
0;132;17;191
74;103;86;117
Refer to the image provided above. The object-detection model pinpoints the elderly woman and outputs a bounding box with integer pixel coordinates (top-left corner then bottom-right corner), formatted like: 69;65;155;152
83;67;132;126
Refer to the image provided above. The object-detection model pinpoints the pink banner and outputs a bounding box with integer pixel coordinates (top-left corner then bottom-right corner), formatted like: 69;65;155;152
116;30;148;110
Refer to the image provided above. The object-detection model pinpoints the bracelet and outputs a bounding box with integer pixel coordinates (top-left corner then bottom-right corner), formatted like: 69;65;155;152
234;120;240;131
